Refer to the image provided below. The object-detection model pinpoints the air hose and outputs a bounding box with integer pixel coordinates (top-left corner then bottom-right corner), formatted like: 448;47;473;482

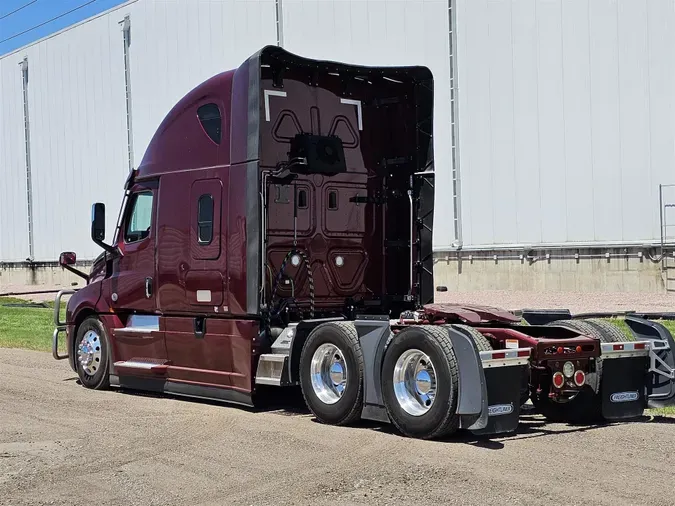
271;249;315;319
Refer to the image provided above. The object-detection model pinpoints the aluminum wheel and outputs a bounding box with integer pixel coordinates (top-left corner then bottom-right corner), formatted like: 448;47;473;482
310;343;348;405
77;330;102;376
393;349;437;416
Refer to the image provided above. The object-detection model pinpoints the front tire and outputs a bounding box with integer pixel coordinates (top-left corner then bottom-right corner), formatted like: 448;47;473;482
299;322;364;426
381;326;460;439
74;317;110;390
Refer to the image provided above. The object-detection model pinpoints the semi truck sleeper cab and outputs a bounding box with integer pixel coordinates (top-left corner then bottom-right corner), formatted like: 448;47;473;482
53;46;675;440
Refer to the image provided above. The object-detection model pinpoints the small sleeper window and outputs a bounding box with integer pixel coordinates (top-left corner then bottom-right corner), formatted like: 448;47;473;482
197;194;214;244
328;190;338;210
197;103;222;144
298;189;308;209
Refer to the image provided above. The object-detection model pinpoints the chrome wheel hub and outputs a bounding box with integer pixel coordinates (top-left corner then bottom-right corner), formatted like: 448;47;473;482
393;349;437;416
77;330;102;376
310;343;348;405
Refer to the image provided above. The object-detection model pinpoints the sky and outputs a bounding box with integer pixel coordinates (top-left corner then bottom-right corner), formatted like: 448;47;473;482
0;0;126;56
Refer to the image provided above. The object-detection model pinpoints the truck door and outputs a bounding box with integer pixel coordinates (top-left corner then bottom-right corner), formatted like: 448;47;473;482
110;181;158;313
161;175;247;391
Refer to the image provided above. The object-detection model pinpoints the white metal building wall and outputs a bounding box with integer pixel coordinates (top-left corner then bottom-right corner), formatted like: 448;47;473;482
0;57;30;262
280;0;455;252
0;0;277;262
126;0;278;163
2;0;674;261
453;0;675;250
22;13;129;261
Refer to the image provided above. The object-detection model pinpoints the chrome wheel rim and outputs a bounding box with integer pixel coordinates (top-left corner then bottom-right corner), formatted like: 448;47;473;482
310;343;348;405
393;349;437;416
77;330;102;376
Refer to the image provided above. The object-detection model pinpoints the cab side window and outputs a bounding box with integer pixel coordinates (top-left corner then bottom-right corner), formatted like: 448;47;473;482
125;191;153;243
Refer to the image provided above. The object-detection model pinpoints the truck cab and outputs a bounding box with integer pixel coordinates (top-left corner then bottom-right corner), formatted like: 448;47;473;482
56;46;436;403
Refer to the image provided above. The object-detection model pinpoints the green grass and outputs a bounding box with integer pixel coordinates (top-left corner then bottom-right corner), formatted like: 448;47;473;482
0;297;66;353
647;406;675;417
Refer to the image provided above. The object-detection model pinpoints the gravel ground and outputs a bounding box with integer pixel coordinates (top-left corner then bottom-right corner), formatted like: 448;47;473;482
1;348;674;506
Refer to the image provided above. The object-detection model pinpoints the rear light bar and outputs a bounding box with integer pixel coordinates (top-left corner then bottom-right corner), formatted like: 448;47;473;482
600;340;654;359
480;348;530;368
544;343;595;356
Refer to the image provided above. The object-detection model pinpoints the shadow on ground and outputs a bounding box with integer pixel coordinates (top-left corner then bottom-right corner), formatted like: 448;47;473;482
77;383;675;446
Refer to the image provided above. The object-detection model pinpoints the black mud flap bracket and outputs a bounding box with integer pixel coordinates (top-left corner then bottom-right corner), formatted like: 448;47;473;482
444;326;531;435
444;326;489;431
355;316;393;423
625;317;675;408
469;343;530;436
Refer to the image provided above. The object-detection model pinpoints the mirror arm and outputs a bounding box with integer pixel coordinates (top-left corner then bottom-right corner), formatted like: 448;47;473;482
61;264;89;283
93;238;117;255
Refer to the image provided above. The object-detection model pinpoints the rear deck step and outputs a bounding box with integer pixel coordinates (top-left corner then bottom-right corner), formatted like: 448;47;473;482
255;354;291;386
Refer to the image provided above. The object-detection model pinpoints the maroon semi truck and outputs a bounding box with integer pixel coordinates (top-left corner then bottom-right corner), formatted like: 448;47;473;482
53;47;675;439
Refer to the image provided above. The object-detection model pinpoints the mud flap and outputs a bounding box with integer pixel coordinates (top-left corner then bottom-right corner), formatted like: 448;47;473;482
600;357;647;420
355;316;395;424
444;326;488;431
625;317;675;408
470;364;527;436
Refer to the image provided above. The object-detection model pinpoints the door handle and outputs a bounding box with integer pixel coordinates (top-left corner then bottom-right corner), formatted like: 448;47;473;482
145;277;153;298
194;317;206;339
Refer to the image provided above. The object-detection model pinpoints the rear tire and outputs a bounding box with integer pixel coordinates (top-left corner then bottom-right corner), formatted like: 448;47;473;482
299;322;364;426
584;318;635;342
452;324;493;351
381;326;460;439
546;319;604;341
74;317;110;390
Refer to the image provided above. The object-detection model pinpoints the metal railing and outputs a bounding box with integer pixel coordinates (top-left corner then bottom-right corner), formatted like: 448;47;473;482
659;184;675;291
52;289;75;360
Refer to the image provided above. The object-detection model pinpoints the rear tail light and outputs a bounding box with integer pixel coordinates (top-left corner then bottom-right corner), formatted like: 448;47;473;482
517;349;530;358
574;370;585;387
552;372;565;389
634;342;646;350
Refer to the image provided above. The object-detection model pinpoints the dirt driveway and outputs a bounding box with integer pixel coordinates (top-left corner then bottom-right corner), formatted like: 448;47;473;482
1;348;674;506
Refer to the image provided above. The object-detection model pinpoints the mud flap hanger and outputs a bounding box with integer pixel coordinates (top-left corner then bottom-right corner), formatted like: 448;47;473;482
624;317;675;408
